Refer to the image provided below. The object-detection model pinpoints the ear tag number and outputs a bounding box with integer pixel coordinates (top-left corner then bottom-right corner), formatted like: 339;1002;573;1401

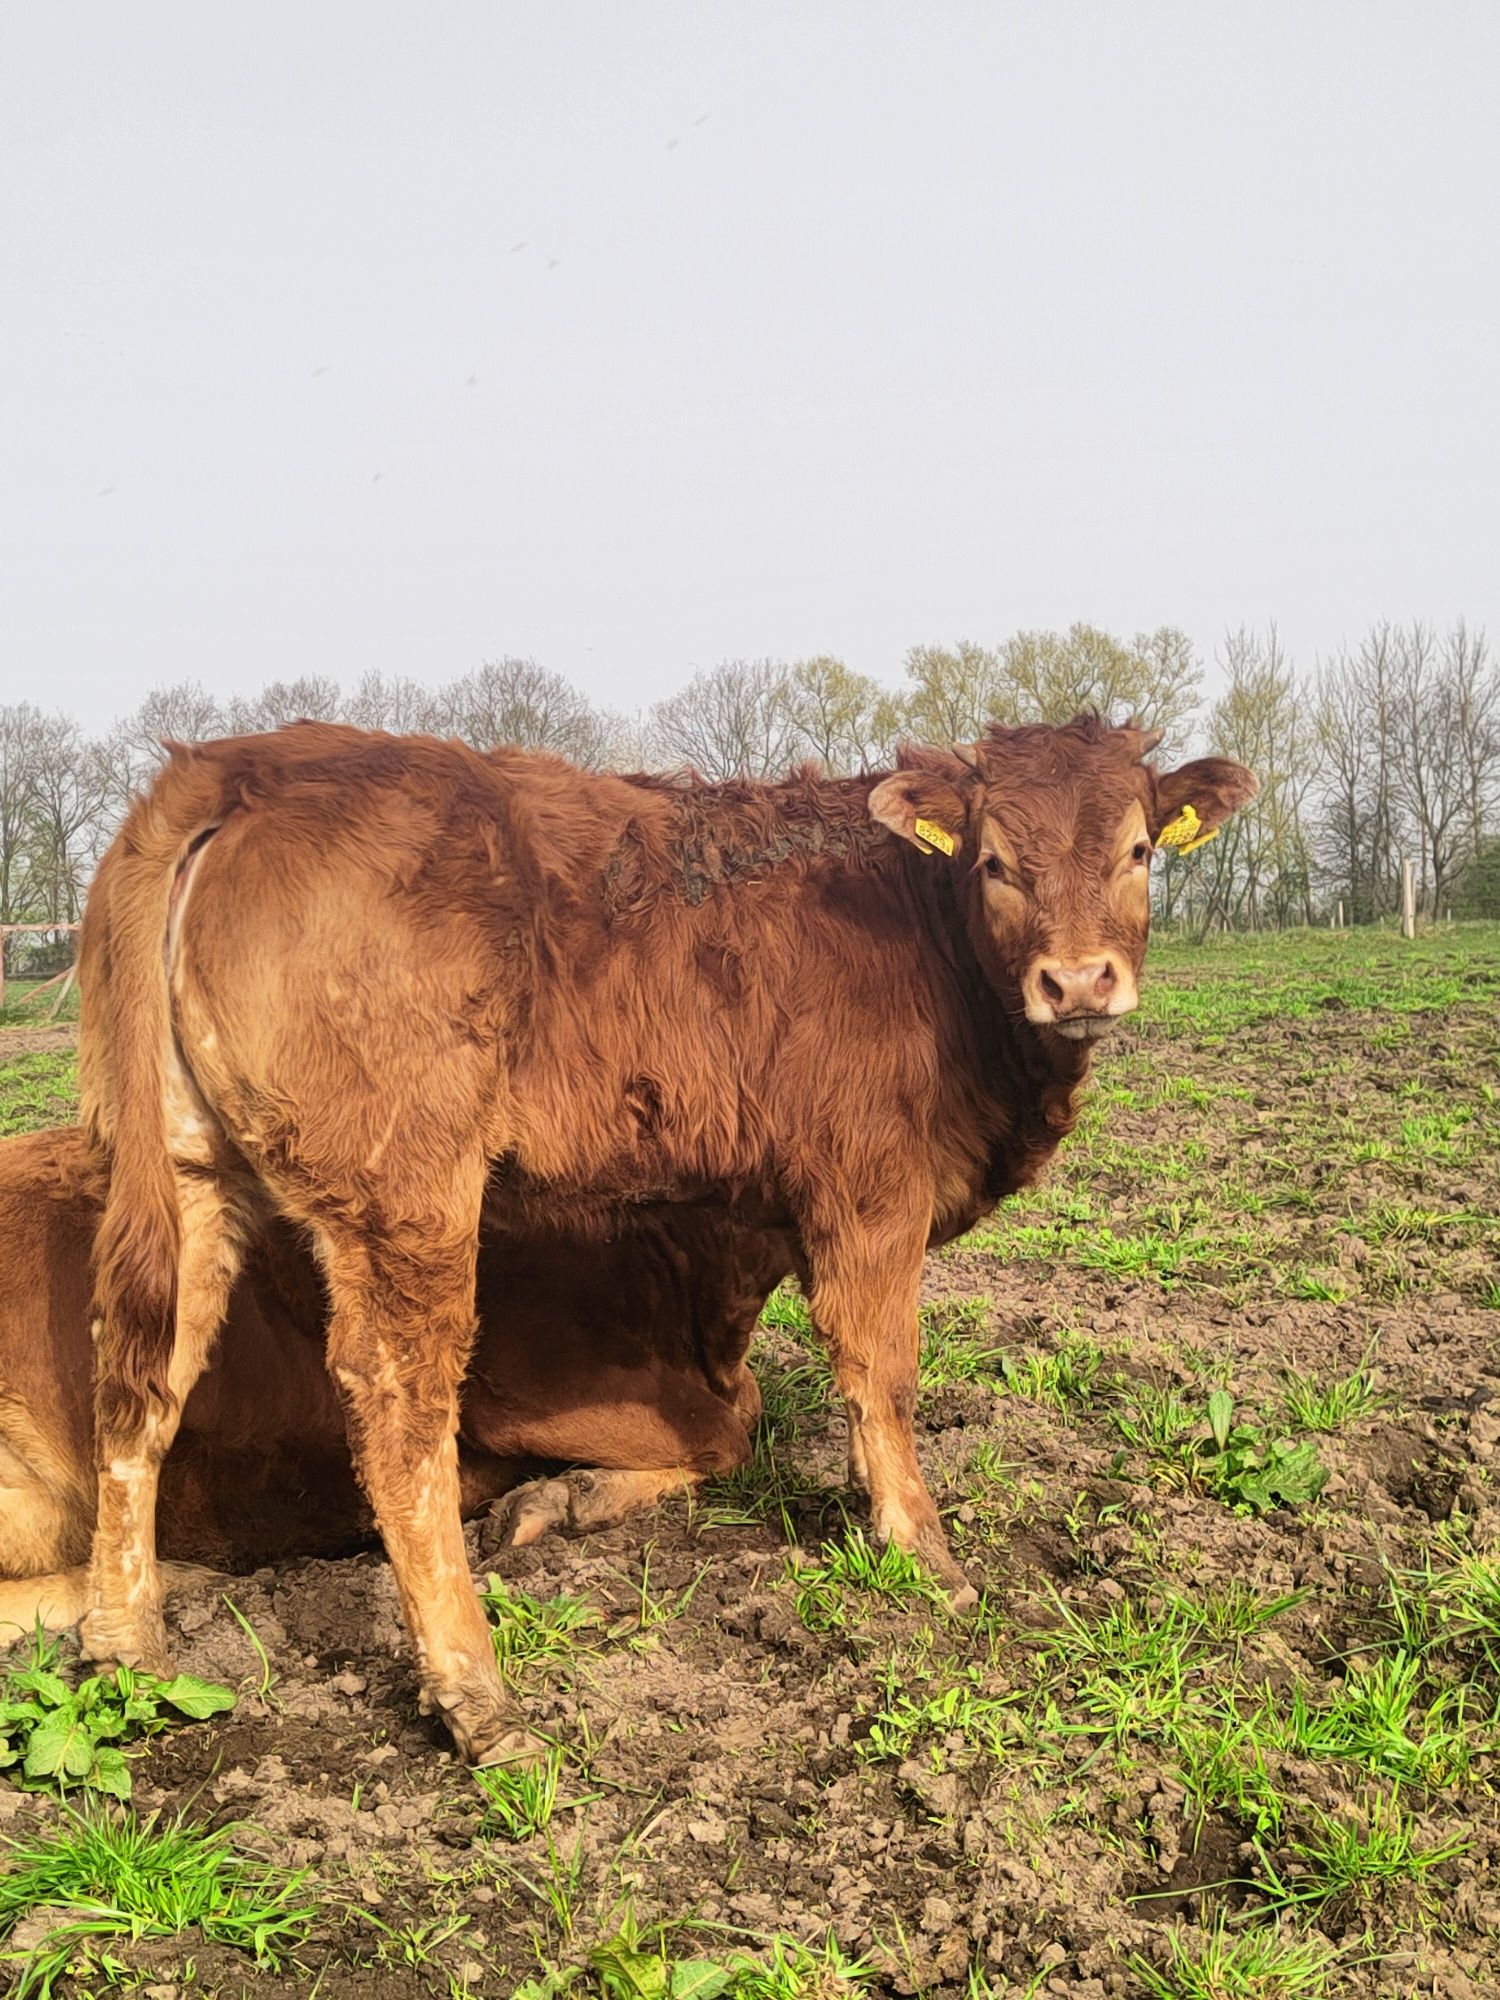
1157;804;1219;857
912;817;956;856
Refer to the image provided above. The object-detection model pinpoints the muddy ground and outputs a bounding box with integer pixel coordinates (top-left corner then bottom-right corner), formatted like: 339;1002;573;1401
2;926;1499;1997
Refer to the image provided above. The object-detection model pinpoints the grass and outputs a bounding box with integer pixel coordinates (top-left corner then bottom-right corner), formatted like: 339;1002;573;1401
1426;1548;1500;1672
1252;1788;1468;1923
0;1808;313;1997
1128;1914;1335;1999
0;979;80;1031
955;925;1500;1308
787;1530;948;1632
996;1333;1107;1410
1261;1656;1481;1788
474;1746;575;1842
917;1296;1004;1387
0;1049;78;1138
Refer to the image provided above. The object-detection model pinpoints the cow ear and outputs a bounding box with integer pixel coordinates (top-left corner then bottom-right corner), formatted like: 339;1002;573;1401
1152;757;1258;847
868;773;967;856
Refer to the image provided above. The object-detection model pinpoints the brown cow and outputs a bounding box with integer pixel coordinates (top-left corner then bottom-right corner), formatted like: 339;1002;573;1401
0;1124;785;1633
78;715;1255;1760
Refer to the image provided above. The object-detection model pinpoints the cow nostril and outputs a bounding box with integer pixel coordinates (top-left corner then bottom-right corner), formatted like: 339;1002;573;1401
1039;968;1065;1007
1097;960;1117;997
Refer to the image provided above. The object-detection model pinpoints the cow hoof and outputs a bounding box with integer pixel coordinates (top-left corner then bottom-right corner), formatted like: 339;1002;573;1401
437;1693;540;1768
474;1725;549;1771
78;1612;171;1681
894;1518;979;1614
483;1477;572;1551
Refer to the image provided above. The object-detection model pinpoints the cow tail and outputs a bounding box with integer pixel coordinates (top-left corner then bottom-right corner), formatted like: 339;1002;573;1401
81;754;216;1432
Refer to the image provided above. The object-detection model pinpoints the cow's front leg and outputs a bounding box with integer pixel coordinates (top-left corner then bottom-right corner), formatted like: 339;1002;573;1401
806;1208;975;1608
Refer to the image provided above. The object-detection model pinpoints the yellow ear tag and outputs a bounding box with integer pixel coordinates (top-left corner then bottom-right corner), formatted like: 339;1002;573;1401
1157;803;1219;857
912;816;956;857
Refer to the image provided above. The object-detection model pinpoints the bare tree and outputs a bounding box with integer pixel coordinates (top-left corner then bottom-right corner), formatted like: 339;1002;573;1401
440;657;612;766
1445;621;1500;859
1389;622;1498;914
22;714;112;923
8;623;1494;938
0;705;42;922
1313;632;1403;924
226;676;344;734
1186;628;1313;933
341;671;445;735
1126;627;1204;744
650;659;801;780
121;680;228;760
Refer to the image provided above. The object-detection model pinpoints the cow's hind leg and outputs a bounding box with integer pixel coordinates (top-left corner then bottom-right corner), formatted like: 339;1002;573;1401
486;1466;705;1550
81;1169;248;1674
319;1197;531;1767
806;1206;976;1608
473;1365;757;1552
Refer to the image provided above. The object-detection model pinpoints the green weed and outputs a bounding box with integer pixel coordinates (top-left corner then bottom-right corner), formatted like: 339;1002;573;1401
1111;1389;1328;1515
0;1631;234;1801
482;1577;601;1675
858;1654;1019;1765
730;1933;875;1997
514;1925;875;2000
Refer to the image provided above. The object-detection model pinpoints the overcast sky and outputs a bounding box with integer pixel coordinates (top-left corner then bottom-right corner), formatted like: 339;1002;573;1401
3;2;1496;728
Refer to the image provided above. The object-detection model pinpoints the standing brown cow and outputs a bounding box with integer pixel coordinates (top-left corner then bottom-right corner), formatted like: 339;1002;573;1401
79;715;1254;1761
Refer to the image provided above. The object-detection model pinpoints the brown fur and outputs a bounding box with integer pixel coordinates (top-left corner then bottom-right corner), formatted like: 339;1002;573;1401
79;715;1255;1759
0;1126;783;1633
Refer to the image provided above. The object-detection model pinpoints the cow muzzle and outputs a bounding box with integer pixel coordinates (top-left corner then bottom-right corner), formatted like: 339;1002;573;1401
1022;956;1137;1039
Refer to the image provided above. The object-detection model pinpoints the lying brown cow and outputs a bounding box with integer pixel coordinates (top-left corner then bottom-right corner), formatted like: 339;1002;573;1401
0;1124;785;1635
79;715;1254;1760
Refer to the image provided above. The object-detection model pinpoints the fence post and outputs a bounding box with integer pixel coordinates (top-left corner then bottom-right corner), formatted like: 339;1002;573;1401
1400;859;1417;940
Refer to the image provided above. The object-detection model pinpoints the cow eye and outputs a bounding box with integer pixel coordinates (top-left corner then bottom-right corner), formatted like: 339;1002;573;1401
1131;841;1151;865
983;853;1007;881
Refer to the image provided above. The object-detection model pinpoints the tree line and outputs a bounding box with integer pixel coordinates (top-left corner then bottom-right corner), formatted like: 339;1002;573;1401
2;620;1497;967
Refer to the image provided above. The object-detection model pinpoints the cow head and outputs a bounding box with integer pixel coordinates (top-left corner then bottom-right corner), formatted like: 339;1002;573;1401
868;717;1257;1043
